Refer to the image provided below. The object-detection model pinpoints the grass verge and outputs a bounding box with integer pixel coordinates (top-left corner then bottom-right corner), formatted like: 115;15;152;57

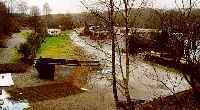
20;30;32;39
38;32;84;59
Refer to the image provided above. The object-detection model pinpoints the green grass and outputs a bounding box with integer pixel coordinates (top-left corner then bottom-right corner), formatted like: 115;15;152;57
0;48;21;63
11;48;22;63
20;31;32;39
38;32;81;59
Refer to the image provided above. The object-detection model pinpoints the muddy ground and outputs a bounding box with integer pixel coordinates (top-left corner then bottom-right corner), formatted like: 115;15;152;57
5;64;115;110
0;31;116;110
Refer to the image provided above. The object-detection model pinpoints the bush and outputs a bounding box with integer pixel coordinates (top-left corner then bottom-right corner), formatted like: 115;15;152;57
18;43;32;59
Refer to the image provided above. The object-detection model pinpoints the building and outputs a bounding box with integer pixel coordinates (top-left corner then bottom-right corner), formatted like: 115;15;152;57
0;73;14;96
48;29;61;36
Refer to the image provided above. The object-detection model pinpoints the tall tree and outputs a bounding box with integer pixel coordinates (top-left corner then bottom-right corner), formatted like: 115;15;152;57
30;6;40;33
0;1;19;35
43;3;51;16
123;0;132;108
109;0;119;107
43;3;51;36
17;1;28;15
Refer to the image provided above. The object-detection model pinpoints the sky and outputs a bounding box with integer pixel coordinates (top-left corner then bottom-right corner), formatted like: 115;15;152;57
25;0;83;14
22;0;177;14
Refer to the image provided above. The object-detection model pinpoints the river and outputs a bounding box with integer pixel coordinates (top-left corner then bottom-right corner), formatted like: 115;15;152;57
70;31;190;101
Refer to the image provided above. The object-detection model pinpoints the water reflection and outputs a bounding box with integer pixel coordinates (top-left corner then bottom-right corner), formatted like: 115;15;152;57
0;89;30;110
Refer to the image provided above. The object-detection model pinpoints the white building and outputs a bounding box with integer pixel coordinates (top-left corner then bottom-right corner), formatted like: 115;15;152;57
0;73;14;96
48;29;61;36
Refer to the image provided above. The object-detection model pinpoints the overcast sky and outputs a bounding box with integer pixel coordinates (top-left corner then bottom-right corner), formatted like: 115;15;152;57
23;0;176;14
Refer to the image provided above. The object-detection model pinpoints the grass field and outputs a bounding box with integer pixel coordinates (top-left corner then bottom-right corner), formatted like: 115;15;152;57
20;30;32;39
38;32;83;59
0;48;21;63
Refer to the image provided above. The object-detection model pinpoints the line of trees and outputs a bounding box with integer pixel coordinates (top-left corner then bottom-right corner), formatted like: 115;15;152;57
19;3;51;63
47;14;74;30
77;6;200;30
0;2;20;35
0;0;79;63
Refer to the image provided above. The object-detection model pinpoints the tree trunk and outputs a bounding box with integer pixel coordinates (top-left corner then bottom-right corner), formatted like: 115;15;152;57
110;0;119;107
123;0;132;109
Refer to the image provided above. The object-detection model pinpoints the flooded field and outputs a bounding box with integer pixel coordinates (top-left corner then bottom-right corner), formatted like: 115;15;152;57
0;89;30;110
70;31;190;100
1;63;109;110
0;31;191;110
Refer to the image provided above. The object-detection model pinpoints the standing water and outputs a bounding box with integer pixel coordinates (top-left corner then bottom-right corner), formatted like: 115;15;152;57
0;73;30;110
70;30;190;100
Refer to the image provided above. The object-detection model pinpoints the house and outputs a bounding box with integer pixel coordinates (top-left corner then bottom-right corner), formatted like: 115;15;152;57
0;73;14;87
48;29;61;36
0;73;14;96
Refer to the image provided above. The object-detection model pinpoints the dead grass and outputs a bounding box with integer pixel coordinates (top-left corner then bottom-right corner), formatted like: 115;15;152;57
7;64;114;110
138;89;200;110
29;87;115;110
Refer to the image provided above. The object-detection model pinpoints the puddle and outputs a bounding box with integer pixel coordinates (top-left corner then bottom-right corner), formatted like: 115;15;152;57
0;73;30;110
0;89;30;110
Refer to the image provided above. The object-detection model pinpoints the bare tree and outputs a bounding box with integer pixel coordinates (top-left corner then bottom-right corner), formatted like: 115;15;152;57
109;0;119;107
81;0;149;109
28;6;47;59
6;0;17;14
43;3;51;16
17;1;28;15
81;0;121;108
30;6;40;32
0;1;19;35
43;3;51;37
123;0;131;107
151;0;200;105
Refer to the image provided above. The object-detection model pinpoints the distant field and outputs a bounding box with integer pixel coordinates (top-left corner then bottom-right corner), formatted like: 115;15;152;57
38;32;83;59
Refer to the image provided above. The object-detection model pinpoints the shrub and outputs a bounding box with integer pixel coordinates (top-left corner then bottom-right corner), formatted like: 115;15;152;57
18;43;32;59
